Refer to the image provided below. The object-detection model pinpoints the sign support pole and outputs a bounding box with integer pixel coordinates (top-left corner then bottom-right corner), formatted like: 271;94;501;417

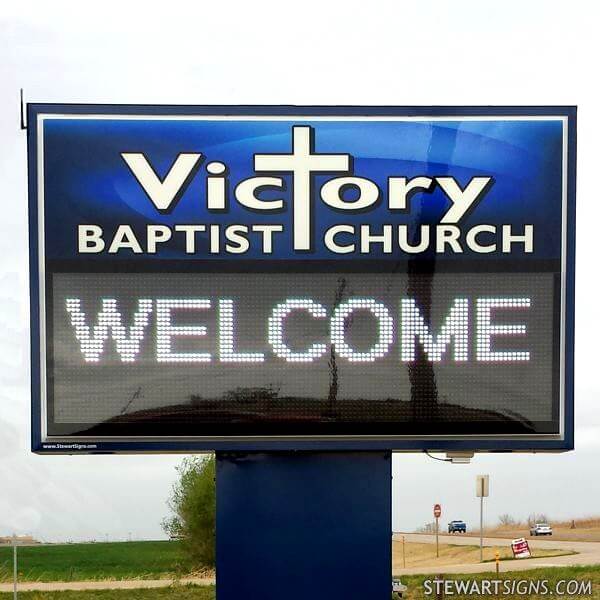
216;452;391;600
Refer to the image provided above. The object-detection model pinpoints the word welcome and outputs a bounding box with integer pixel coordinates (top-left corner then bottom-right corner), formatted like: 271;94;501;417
65;296;531;364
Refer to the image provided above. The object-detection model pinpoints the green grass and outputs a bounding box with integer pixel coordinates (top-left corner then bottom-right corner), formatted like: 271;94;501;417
0;541;192;583
0;585;215;600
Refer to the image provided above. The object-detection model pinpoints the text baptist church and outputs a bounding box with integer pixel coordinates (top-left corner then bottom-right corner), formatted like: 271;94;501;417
76;126;533;257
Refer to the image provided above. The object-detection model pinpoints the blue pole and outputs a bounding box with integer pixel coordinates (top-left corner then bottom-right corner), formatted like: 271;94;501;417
216;452;391;600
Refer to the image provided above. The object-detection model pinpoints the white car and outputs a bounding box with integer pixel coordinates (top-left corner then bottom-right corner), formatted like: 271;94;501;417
530;523;553;536
393;580;408;597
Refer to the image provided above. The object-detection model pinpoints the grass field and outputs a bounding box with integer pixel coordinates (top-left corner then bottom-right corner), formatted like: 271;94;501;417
0;566;598;599
0;541;193;582
1;539;573;584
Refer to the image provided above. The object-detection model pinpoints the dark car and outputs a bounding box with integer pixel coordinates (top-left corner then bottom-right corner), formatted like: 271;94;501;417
448;520;467;533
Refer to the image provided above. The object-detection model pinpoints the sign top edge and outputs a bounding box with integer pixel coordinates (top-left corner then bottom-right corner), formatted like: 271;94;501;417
26;103;578;118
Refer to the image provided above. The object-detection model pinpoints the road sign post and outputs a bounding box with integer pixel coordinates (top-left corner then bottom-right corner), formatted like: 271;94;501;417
480;495;483;561
476;475;490;562
433;504;442;558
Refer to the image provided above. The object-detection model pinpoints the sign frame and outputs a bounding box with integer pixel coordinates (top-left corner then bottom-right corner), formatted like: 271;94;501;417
27;104;576;454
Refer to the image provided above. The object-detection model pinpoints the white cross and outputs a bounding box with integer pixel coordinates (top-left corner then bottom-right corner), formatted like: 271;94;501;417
254;126;350;251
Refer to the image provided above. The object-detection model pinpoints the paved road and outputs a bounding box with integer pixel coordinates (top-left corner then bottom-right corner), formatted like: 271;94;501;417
393;532;600;575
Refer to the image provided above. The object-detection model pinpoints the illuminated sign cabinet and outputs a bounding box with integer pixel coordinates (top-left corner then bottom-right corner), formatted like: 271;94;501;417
28;105;576;453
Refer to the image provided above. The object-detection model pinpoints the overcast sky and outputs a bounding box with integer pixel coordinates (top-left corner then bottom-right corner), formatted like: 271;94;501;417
1;1;599;542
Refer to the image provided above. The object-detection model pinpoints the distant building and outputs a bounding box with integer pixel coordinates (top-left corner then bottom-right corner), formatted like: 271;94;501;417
0;535;40;545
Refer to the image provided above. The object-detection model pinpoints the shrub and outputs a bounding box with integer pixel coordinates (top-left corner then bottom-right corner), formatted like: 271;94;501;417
163;455;216;568
498;514;518;526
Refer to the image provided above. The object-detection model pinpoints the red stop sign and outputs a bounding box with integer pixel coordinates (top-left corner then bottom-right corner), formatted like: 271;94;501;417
433;503;442;518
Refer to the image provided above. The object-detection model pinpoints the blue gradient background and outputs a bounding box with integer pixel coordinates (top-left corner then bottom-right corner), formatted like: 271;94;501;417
42;118;564;260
